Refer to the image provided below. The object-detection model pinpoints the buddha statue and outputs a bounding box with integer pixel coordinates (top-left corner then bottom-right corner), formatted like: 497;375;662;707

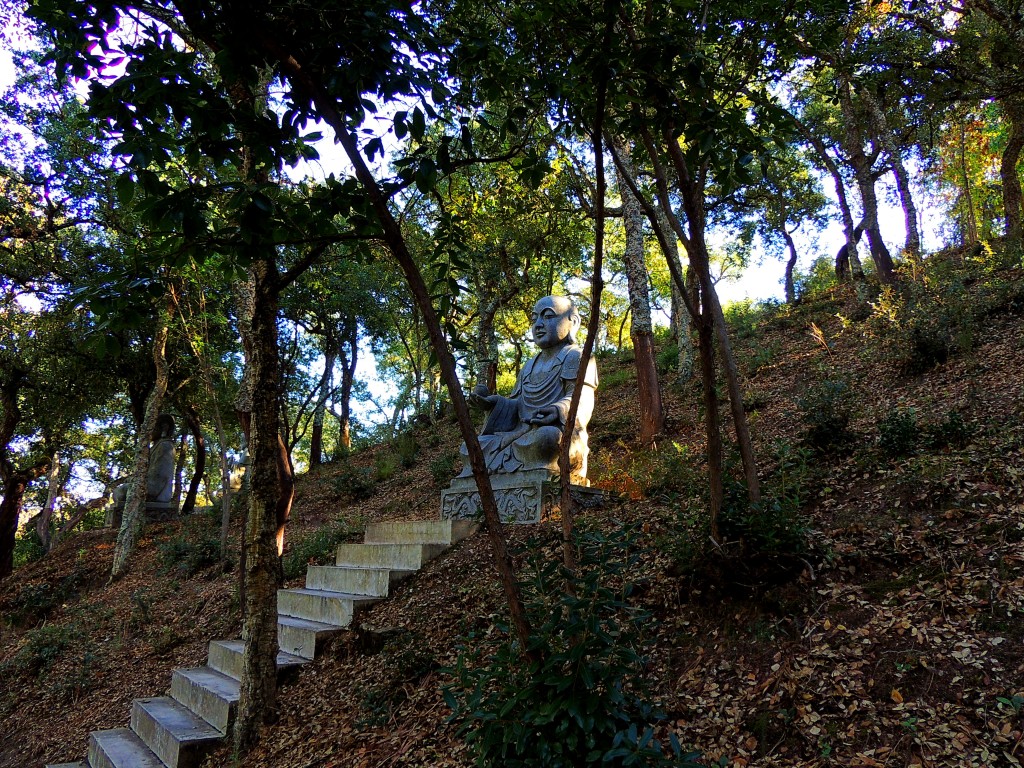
459;295;598;484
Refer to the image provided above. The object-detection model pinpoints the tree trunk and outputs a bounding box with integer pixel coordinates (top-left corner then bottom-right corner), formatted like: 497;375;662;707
958;116;979;244
308;340;336;466
788;108;866;289
475;294;500;393
783;228;800;304
110;295;173;580
614;138;664;444
1000;94;1024;245
172;432;187;509
182;405;206;515
234;255;285;753
663;136;761;508
1;471;42;576
659;205;694;382
337;324;358;452
37;453;61;551
860;86;921;261
839;76;896;284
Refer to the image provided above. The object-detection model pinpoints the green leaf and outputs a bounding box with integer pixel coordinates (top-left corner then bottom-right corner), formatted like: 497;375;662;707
115;173;135;206
410;107;426;141
415;157;437;193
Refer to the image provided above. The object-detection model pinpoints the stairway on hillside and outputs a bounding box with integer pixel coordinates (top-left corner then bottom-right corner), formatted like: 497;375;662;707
45;519;477;768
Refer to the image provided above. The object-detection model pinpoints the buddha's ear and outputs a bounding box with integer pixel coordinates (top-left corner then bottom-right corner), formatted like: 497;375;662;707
570;311;581;335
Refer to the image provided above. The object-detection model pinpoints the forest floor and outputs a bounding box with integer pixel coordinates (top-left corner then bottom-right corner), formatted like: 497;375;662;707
2;262;1023;768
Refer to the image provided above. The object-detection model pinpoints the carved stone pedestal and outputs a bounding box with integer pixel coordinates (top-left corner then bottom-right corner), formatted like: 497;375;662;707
145;501;179;522
441;470;606;524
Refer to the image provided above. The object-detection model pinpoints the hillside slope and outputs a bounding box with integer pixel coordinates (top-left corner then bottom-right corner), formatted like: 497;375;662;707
2;268;1023;768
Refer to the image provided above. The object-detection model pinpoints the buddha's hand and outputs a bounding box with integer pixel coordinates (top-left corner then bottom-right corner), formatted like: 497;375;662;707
527;406;560;426
469;385;499;411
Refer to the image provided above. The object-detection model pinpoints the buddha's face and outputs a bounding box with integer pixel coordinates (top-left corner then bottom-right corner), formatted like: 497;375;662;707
531;296;578;349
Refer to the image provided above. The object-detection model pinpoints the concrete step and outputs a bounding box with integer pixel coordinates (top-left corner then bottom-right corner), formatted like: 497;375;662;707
207;639;309;681
278;587;377;626
363;519;477;545
130;696;221;768
305;564;412;597
169;667;239;732
278;614;346;659
88;728;164;768
335;542;447;570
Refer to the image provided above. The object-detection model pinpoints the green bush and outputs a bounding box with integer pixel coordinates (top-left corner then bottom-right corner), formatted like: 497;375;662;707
374;453;399;482
793;255;839;300
746;342;780;377
283;520;360;580
394;432;419;468
655;343;679;376
599;367;633;390
926;410;972;449
878;409;920;457
870;281;974;376
720;442;810;558
429;450;460;487
158;523;221;578
630;442;700;500
331;463;376;501
12;528;46;569
9;566;86;626
724;298;772;340
445;524;702;768
6;624;80;676
798;379;854;451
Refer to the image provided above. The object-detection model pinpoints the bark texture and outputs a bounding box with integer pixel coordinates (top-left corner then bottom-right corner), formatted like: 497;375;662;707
860;86;921;260
614;139;664;444
234;256;285;753
1000;95;1024;245
839;77;896;284
110;298;172;580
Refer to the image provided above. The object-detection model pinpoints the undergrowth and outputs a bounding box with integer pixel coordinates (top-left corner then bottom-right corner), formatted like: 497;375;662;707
445;523;702;768
282;518;362;580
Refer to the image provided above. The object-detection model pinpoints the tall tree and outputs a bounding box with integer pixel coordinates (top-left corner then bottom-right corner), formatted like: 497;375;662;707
611;138;663;443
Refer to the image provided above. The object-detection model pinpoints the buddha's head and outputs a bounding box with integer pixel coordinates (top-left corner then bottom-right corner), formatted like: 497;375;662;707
531;295;580;349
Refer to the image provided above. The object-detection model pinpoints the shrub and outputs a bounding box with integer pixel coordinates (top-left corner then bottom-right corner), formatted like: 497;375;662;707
157;521;221;578
7;624;80;676
9;566;86;626
632;442;700;500
870;281;974;376
878;409;920;457
793;255;839;300
599;366;633;390
445;524;702;768
430;450;461;487
720;442;811;559
394;432;419;468
331;463;376;501
12;528;46;569
282;520;360;580
655;343;679;375
374;454;399;482
798;379;854;451
746;342;780;377
926;410;972;449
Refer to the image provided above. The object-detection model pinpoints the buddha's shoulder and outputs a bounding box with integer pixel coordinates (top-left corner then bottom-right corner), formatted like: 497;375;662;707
557;344;593;378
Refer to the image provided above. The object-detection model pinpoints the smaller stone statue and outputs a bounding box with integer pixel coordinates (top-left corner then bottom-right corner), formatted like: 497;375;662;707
145;414;177;518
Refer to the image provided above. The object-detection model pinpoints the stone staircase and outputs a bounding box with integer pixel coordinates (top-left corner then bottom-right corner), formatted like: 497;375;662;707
46;519;477;768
